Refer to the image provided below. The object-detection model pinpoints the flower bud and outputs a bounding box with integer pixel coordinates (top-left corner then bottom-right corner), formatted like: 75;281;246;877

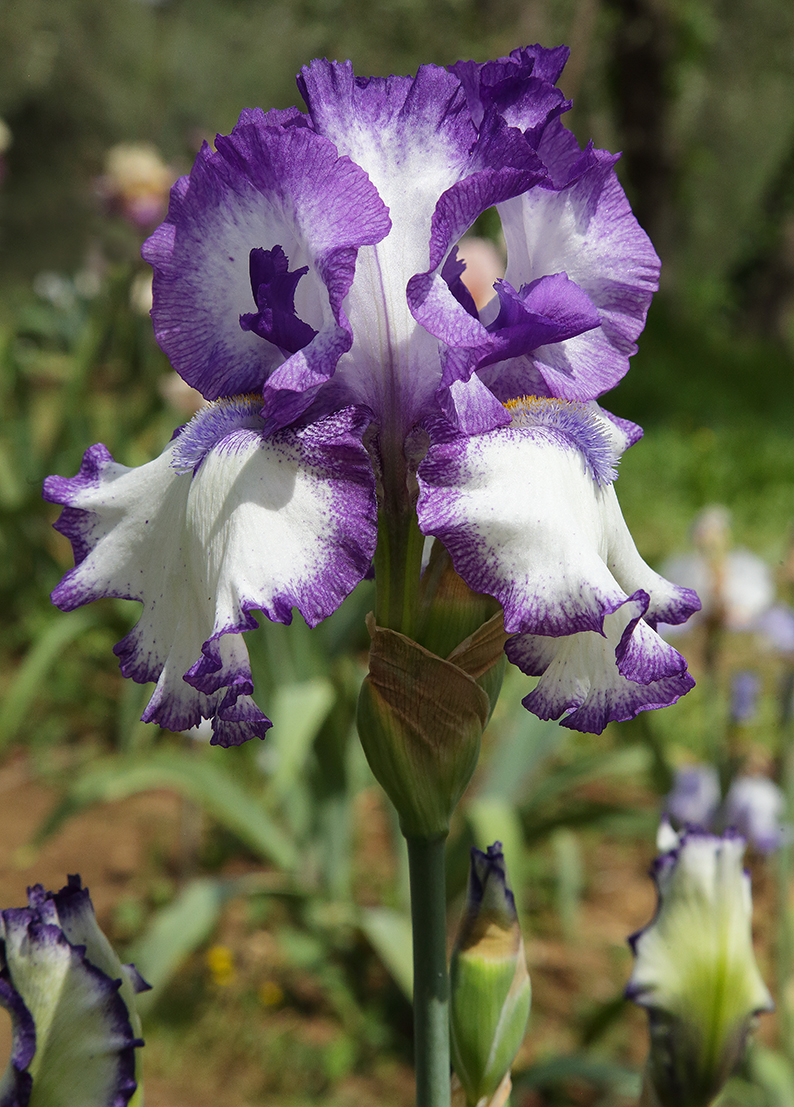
450;843;531;1106
0;875;149;1107
357;616;493;838
627;830;773;1107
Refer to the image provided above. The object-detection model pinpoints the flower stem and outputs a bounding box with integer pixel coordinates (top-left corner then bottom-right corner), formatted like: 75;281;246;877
372;435;425;637
406;834;451;1107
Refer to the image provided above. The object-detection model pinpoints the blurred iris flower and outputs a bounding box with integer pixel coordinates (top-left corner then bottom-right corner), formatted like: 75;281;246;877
45;48;699;746
664;765;790;854
0;876;148;1107
627;829;773;1107
660;506;774;637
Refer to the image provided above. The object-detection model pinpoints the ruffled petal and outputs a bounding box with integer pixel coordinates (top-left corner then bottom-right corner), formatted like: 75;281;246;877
416;399;698;732
299;59;547;436
0;879;144;1107
297;60;478;432
477;125;660;401
449;45;571;134
506;600;695;734
44;402;377;746
142;114;390;426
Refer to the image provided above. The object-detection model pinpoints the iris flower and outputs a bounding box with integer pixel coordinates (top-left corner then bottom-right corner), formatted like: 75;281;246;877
44;47;699;746
0;876;147;1107
627;829;773;1106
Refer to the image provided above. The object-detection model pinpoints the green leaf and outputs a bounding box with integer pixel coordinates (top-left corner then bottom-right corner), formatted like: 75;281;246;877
747;1047;794;1107
126;878;227;1013
358;906;413;1000
0;611;96;750
36;748;299;871
267;677;336;798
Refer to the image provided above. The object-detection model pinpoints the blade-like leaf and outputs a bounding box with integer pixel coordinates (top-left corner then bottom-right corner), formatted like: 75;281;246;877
36;748;299;871
0;612;96;750
127;877;227;1013
358;906;414;1000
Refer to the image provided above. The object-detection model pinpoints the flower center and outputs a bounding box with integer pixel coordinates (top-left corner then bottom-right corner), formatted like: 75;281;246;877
239;245;318;355
503;395;618;486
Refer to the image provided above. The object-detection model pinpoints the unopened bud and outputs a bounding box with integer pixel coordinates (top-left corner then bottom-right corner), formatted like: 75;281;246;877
627;829;773;1107
357;616;493;838
450;843;531;1106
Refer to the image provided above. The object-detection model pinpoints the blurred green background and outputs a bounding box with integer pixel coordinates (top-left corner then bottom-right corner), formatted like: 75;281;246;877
1;2;794;1105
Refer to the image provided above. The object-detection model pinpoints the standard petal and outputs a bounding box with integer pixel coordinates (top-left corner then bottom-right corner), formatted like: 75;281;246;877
478;123;660;402
449;45;571;134
297;60;479;432
44;402;377;746
142;116;390;423
299;59;546;436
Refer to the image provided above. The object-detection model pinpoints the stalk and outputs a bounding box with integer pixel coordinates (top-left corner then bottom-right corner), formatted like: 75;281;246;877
372;433;425;638
407;834;451;1107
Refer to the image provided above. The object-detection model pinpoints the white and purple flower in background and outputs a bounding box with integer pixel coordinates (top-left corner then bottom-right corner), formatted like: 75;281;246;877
44;47;700;746
627;829;773;1106
663;764;790;854
0;875;148;1107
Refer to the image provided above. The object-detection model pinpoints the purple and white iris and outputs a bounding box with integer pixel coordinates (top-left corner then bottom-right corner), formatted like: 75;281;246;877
44;47;699;745
0;876;148;1107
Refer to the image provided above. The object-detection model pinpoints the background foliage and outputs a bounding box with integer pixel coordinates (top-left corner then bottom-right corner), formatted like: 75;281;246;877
1;1;793;1105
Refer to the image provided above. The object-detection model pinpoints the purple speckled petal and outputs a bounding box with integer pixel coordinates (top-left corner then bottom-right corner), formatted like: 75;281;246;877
143;114;390;423
0;976;35;1107
506;599;694;733
297;59;482;432
43;403;377;747
477;122;660;403
416;400;698;732
298;59;548;436
1;882;142;1107
417;402;692;635
405;110;547;402
441;247;479;319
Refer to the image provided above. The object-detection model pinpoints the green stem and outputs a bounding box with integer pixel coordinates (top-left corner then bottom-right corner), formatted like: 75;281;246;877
372;435;424;637
406;834;451;1107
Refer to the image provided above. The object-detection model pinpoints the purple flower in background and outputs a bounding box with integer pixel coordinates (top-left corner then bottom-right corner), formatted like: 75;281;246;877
660;506;774;638
662;764;789;854
664;765;721;830
724;776;789;853
44;47;699;745
730;671;760;724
